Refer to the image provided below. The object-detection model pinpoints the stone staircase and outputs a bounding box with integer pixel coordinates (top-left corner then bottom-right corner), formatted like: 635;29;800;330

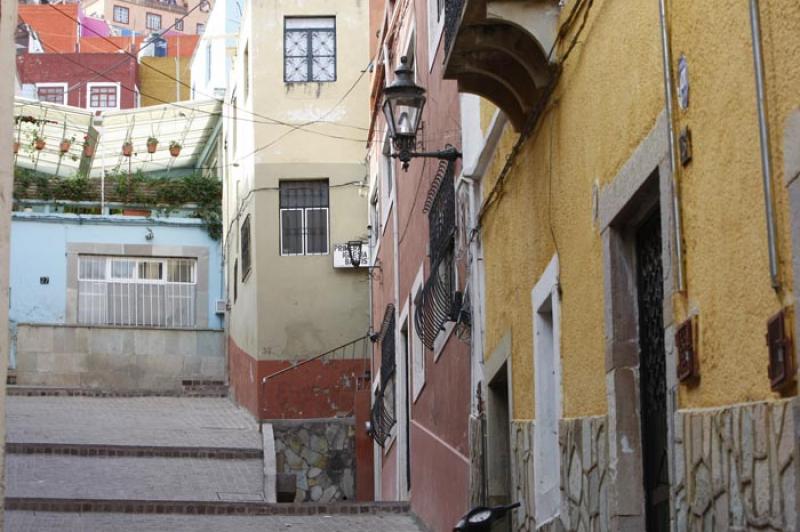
4;394;412;531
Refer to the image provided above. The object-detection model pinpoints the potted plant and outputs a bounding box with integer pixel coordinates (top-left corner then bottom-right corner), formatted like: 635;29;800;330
122;141;134;157
33;134;46;151
146;136;159;154
82;134;95;158
59;136;74;154
13;142;19;154
169;141;182;157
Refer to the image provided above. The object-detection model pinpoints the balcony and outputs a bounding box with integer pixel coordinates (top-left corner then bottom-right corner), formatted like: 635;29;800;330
443;0;559;131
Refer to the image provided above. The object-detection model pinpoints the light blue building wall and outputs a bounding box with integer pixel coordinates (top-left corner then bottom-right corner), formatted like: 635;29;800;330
10;213;224;329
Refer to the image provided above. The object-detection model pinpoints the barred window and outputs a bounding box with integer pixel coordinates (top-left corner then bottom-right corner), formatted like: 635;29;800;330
37;84;66;104
284;17;336;83
175;17;184;32
241;215;251;280
78;255;197;328
279;180;329;256
196;23;205;34
146;13;162;30
113;5;129;24
233;259;238;302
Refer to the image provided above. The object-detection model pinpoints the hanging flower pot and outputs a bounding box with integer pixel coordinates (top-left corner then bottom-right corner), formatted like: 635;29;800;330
59;139;72;153
83;143;95;158
146;137;159;154
34;137;46;151
13;142;20;154
169;141;182;157
122;142;133;157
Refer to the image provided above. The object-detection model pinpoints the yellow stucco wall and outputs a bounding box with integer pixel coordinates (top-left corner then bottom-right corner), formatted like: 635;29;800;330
669;1;800;408
139;57;191;106
482;0;664;420
483;0;800;421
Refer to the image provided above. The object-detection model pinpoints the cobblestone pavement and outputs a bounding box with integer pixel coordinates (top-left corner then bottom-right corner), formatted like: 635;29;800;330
5;512;425;531
6;455;265;501
6;395;261;448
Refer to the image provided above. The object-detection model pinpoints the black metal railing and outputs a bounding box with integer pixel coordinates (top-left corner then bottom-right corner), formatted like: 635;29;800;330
415;252;455;350
370;385;396;447
444;0;466;57
380;307;396;387
425;159;456;269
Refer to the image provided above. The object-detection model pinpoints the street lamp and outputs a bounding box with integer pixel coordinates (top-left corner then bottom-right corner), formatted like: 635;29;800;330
382;56;461;170
346;240;364;267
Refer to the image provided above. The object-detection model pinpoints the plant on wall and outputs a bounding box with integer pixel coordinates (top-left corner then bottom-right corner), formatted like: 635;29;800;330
146;136;159;154
169;141;182;157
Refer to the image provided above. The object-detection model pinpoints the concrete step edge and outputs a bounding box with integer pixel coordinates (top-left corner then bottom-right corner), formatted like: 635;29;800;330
6;442;263;460
7;386;228;398
5;497;411;516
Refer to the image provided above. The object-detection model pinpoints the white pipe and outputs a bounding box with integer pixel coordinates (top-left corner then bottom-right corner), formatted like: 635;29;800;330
658;0;686;292
750;0;780;290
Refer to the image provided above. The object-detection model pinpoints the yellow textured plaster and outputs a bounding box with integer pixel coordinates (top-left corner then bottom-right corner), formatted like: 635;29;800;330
482;0;663;420
669;1;800;408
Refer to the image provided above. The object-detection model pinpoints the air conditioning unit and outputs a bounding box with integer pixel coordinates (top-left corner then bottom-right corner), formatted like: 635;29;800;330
215;299;227;314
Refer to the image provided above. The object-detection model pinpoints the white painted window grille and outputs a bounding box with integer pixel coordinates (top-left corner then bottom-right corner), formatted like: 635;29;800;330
175;17;184;32
146;12;162;31
284;17;336;83
78;256;197;328
113;5;129;24
196;23;205;35
87;83;119;110
279;180;329;256
37;83;67;105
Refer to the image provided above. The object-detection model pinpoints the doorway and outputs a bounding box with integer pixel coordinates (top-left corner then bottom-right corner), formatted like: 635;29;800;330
635;212;670;531
486;363;511;529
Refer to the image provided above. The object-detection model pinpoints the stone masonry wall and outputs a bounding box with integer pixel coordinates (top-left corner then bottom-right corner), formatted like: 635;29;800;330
15;324;224;391
510;420;536;531
511;417;609;532
674;398;799;531
272;418;356;503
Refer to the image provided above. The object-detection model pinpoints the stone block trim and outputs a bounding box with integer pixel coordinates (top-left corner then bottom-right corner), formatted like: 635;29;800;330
673;398;799;531
510;420;536;531
558;416;609;532
272;419;356;503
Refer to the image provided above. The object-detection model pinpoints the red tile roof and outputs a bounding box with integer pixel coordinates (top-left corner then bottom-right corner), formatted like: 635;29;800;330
18;4;80;53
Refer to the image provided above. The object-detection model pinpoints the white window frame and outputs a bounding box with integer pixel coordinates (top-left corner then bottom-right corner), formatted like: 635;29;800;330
174;17;184;32
86;82;121;111
145;12;162;31
112;5;129;24
36;82;68;105
427;0;444;70
411;263;426;401
279;207;330;256
380;134;394;235
531;254;562;526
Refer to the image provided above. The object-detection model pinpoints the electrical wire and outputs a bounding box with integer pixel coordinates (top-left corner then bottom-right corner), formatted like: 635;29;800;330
46;2;371;134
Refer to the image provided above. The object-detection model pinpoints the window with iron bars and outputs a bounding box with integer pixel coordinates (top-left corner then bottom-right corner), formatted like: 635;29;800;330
77;255;197;328
284;17;336;83
370;305;396;446
241;215;252;281
113;5;129;24
279;180;329;256
415;160;457;350
146;12;162;31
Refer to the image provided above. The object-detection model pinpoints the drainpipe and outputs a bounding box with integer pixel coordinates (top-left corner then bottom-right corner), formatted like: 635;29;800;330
749;0;780;290
658;0;686;292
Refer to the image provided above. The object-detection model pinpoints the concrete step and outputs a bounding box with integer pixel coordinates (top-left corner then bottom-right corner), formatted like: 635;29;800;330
7;384;227;398
5;498;411;516
6;442;262;459
7;454;266;503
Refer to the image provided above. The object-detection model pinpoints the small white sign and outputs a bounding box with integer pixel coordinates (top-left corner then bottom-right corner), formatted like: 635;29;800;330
333;243;370;268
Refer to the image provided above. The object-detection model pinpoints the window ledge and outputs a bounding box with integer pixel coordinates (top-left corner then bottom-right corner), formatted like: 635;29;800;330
433;321;456;362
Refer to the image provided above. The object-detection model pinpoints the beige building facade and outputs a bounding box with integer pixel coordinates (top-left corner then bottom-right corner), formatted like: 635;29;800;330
222;0;371;420
83;0;210;36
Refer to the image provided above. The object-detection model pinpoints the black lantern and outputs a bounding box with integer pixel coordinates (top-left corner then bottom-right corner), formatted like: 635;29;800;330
346;240;364;267
382;56;461;170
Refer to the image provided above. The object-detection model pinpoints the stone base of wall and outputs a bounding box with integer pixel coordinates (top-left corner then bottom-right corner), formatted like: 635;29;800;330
674;398;799;531
272;418;356;503
512;417;610;532
15;323;224;391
